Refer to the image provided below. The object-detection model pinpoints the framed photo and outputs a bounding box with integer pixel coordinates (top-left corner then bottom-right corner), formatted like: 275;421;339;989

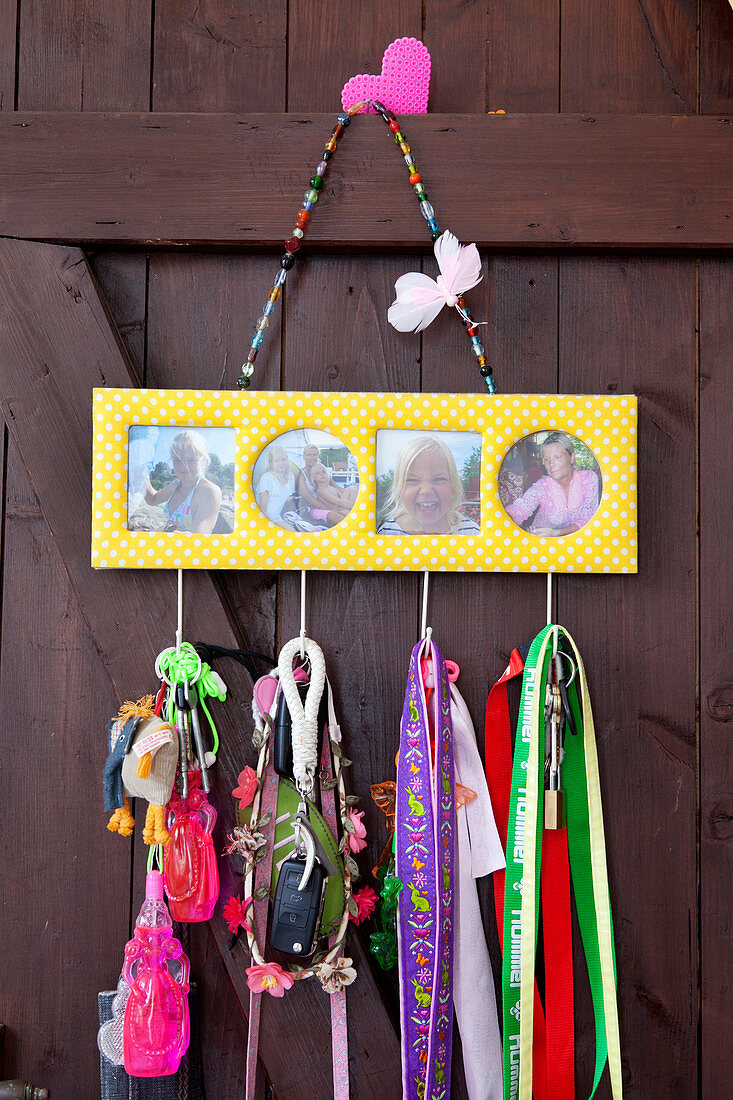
92;390;637;573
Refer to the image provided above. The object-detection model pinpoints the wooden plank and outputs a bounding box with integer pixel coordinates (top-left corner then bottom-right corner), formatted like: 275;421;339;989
0;235;401;1100
699;259;733;1098
486;0;560;111
17;0;151;111
561;0;698;112
0;444;129;1095
153;0;286;112
559;257;697;1097
3;112;733;249
0;1;17;112
700;0;733;113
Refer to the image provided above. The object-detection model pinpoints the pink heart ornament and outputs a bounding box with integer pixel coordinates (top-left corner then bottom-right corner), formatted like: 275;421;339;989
341;37;431;116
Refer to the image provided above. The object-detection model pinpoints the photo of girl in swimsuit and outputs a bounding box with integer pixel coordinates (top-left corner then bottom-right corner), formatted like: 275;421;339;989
498;430;602;537
127;426;235;534
252;429;359;532
376;430;482;535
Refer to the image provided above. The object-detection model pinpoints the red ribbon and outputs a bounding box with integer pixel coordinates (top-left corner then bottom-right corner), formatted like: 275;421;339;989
484;649;575;1100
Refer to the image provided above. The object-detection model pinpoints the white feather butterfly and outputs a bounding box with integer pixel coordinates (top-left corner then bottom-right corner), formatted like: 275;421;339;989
387;231;483;333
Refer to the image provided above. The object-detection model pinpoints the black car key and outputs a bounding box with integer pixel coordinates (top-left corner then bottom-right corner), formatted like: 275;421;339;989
270;856;327;956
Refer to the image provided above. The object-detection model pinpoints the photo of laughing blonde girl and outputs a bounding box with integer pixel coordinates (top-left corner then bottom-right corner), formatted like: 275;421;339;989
377;435;480;536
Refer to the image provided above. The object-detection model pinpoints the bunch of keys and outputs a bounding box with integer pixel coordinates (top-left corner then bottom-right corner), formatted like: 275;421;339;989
270;799;338;956
172;680;213;796
544;649;577;830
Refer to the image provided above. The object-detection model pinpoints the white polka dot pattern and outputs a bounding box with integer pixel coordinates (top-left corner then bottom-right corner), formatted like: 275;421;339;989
91;389;637;574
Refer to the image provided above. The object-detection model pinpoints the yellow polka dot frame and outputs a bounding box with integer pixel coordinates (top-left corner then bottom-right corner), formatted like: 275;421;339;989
91;389;637;574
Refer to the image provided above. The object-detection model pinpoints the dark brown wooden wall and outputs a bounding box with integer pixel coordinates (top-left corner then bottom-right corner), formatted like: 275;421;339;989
0;2;731;1097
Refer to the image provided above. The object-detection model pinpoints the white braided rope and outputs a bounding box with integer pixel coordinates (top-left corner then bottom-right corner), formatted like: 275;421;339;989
277;636;326;797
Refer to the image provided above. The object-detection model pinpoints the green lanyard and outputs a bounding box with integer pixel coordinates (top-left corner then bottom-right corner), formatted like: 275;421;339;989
501;625;623;1100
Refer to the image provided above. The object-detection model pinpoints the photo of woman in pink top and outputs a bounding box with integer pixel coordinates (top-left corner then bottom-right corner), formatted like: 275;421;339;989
502;430;601;537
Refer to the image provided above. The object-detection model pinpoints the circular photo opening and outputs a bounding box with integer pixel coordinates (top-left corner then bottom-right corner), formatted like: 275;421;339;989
498;430;602;537
252;429;359;532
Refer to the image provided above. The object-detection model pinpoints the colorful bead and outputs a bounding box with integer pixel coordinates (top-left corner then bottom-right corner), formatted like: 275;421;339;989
236;106;496;394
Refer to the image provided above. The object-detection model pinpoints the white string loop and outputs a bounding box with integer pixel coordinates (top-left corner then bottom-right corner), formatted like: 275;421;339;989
277;636;326;797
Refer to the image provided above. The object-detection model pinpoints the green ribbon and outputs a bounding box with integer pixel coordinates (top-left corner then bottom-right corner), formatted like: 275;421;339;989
501;625;622;1100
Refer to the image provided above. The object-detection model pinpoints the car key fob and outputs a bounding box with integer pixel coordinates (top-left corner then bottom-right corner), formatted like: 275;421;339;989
270;856;327;956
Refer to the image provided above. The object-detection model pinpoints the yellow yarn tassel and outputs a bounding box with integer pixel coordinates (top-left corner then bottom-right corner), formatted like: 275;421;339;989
108;796;134;836
136;751;153;779
143;803;171;846
118;694;155;724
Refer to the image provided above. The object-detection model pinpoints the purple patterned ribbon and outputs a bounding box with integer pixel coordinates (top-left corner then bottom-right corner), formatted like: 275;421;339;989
396;638;455;1100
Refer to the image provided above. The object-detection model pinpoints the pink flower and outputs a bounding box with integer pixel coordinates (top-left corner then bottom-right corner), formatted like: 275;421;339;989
246;961;294;998
347;809;367;854
232;766;258;808
349;886;378;925
223;895;253;935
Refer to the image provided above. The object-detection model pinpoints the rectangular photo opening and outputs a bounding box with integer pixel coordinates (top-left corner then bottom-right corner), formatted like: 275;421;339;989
127;425;236;535
375;429;482;536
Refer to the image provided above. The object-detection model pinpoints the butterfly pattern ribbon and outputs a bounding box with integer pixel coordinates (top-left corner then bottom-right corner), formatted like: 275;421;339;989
388;231;483;333
396;637;455;1100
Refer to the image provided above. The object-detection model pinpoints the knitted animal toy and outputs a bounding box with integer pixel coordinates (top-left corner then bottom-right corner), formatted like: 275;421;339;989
103;696;178;845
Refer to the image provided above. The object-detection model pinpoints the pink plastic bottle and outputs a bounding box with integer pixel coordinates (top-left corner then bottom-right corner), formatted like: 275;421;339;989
122;871;190;1077
163;771;219;922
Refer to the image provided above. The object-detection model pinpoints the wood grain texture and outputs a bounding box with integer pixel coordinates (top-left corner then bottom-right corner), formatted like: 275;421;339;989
0;445;129;1095
559;257;697;1097
700;0;733;112
561;0;698;112
17;0;151;111
0;1;17;112
153;0;286;112
699;259;733;1098
3;112;733;249
487;0;559;111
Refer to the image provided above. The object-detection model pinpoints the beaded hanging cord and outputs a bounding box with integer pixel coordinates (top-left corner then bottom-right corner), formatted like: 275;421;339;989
236;100;496;394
